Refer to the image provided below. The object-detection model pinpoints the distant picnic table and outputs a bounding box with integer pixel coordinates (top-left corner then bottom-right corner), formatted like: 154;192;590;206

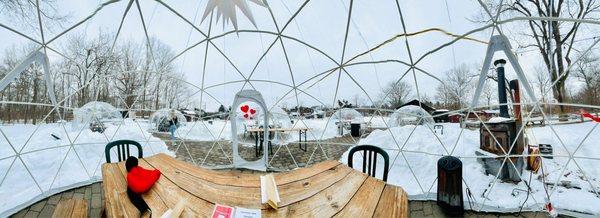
247;127;311;154
101;153;408;217
524;117;545;126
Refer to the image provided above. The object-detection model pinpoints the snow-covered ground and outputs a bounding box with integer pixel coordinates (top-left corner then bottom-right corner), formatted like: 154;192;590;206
2;116;599;215
344;122;600;214
176;117;342;142
0;119;172;216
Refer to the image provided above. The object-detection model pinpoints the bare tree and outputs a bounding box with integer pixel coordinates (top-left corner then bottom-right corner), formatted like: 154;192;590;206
0;0;67;30
488;0;600;115
62;33;116;106
481;82;497;109
435;64;473;110
534;65;551;102
379;80;412;109
573;52;600;105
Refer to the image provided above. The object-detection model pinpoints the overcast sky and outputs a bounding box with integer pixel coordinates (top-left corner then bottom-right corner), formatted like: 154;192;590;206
1;0;597;111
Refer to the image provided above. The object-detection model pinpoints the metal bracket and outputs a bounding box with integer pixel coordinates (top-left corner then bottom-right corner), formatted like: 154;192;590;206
470;35;538;109
0;50;57;106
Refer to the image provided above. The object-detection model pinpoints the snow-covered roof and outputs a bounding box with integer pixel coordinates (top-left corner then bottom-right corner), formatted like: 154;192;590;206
487;117;513;123
484;110;500;114
182;110;196;115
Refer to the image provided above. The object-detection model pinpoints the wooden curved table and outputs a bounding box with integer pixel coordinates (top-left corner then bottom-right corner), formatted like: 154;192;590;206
101;153;408;217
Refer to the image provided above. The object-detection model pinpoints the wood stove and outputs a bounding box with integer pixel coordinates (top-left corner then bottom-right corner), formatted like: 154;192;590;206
480;121;517;155
477;59;524;182
478;119;524;182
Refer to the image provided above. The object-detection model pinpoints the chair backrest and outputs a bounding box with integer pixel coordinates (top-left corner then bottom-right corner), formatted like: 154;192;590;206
105;140;143;163
347;145;389;181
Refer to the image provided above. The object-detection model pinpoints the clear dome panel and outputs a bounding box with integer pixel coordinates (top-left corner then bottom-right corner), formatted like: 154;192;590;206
331;108;363;123
72;101;122;128
149;108;187;132
388;105;435;127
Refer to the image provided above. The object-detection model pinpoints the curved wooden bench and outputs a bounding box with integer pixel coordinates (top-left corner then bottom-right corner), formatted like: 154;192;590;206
101;154;409;217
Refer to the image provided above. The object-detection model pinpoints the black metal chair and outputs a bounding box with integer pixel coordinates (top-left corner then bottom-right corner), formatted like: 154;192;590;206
347;145;389;181
105;140;143;163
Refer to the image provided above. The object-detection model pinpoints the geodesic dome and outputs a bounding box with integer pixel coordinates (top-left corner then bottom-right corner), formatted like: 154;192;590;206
1;0;600;216
259;107;292;129
72;101;122;129
388;105;435;127
331;108;363;123
149;109;187;132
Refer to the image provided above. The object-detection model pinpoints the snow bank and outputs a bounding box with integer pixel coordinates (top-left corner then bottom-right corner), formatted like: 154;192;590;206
176;120;232;141
291;118;341;141
343;122;600;214
331;108;363;123
177;118;343;142
0;120;172;216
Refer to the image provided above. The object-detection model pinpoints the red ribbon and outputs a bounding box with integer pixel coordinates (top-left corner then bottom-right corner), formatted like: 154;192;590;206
580;109;600;122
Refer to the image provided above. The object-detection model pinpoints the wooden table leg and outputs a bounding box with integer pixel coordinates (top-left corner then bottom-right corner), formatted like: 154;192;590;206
259;132;264;157
269;132;273;155
299;130;307;152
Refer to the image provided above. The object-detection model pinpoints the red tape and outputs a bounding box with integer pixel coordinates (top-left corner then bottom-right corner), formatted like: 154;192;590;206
580;109;600;122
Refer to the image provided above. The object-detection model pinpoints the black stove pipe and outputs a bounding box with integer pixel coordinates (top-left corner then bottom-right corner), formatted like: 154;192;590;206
494;59;509;118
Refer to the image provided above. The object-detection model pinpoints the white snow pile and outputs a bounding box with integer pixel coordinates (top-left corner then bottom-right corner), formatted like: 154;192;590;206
72;101;122;129
289;118;341;141
343;122;600;214
331;108;364;123
176;119;232;141
388;105;434;127
0;120;173;216
177;117;344;142
488;117;513;123
363;116;389;128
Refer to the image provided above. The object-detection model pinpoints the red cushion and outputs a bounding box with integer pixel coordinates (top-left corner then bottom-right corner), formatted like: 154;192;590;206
127;166;161;194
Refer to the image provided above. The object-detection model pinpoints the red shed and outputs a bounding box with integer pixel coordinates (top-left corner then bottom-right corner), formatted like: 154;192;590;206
448;113;464;123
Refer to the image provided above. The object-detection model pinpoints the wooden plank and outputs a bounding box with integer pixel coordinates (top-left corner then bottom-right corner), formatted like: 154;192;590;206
115;161;169;216
274;160;340;185
138;159;215;217
71;199;88;218
101;163;122;218
147;154;261;187
277;164;352;207
147;155;339;187
101;163;141;217
263;170;368;217
148;154;338;188
52;199;74;218
333;176;386;217
374;185;408;218
145;155;264;209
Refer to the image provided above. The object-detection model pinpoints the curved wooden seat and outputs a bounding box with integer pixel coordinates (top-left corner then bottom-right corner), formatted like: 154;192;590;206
101;153;408;217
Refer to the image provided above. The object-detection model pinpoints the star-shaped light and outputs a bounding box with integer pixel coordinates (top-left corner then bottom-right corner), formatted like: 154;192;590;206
201;0;267;30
